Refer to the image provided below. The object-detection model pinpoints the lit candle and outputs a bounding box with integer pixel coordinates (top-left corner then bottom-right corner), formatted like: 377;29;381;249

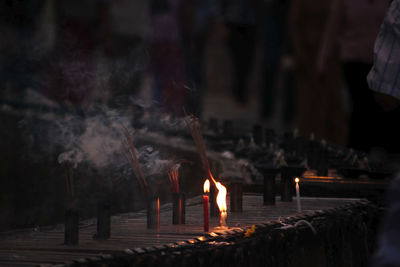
203;179;210;231
215;182;227;227
295;177;301;212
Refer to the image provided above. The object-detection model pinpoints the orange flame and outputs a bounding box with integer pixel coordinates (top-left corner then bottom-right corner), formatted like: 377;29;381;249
215;182;227;226
204;172;227;226
294;177;300;183
204;179;210;193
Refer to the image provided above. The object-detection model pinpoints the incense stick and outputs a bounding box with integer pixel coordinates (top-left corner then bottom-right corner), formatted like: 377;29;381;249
184;115;216;184
168;160;191;194
121;127;150;197
168;164;180;193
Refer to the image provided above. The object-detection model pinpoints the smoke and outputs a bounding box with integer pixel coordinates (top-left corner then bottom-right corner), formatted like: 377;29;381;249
137;145;172;177
12;75;187;181
55;106;131;170
51;103;180;185
57;149;84;168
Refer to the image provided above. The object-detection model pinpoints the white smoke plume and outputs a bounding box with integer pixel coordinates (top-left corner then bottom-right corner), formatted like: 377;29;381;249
56;107;131;170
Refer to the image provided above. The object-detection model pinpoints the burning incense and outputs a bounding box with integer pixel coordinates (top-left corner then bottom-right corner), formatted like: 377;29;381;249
121;127;149;197
184;115;215;183
168;162;182;193
168;166;179;193
184;115;227;226
168;161;187;224
169;161;188;224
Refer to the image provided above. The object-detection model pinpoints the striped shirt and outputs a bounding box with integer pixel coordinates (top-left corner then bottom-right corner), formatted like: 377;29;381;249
367;0;400;100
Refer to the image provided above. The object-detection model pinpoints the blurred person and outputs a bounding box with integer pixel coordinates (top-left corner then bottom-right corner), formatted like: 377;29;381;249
40;0;108;108
260;0;296;126
0;0;44;101
290;0;347;144
179;0;215;117
366;0;400;154
214;0;263;107
105;0;150;108
317;0;388;151
148;0;186;115
363;5;400;264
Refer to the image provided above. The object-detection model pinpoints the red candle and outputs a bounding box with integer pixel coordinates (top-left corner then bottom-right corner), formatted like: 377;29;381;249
203;179;210;232
203;194;209;231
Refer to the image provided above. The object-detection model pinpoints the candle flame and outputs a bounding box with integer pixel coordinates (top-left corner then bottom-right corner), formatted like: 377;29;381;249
215;182;227;226
204;179;210;193
294;177;300;183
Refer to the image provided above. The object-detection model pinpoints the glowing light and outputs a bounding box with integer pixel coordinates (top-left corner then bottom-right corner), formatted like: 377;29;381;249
215;182;227;226
204;179;210;193
245;225;256;237
294;177;300;183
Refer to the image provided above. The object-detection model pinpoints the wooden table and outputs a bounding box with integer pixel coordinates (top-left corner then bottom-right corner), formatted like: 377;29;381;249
0;194;361;266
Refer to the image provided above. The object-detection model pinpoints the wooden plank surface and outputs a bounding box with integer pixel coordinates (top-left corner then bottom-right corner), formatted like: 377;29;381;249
0;194;360;266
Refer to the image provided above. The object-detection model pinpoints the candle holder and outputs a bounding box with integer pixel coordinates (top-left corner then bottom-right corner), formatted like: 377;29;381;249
94;202;111;240
261;167;280;205
281;166;306;202
181;194;186;224
64;209;79;245
147;196;160;229
172;193;186;224
229;182;243;212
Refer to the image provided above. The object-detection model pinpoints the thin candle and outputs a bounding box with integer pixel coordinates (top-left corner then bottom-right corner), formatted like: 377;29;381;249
295;177;302;212
157;197;160;230
203;179;210;231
